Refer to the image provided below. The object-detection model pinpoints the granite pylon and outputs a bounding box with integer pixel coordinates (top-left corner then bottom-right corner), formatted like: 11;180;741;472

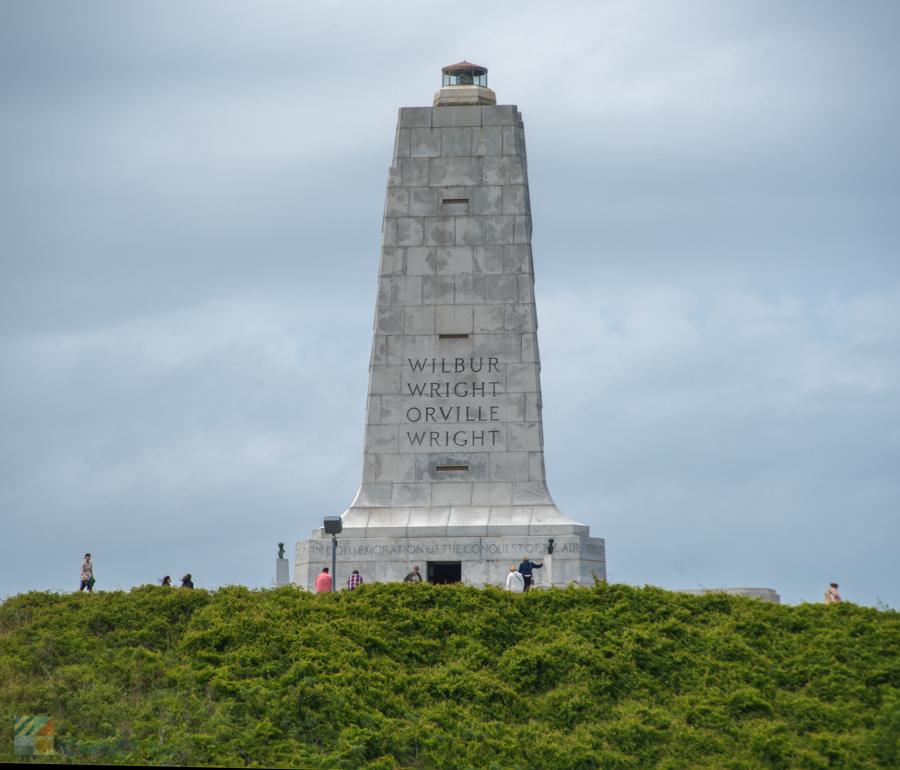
295;65;605;589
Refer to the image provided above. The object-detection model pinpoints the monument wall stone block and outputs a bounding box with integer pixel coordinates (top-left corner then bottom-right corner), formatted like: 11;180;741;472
385;188;409;216
432;105;482;128
400;158;430;186
517;276;535;304
475;126;504;156
482;156;510;185
474;245;504;273
490;452;531;482
408;247;435;274
394;129;409;159
410;128;441;157
454;275;486;304
473;305;506;333
441;127;473;156
471;482;513;506
423;276;455;303
485;275;518;303
529;452;546;482
446;507;490;536
484;216;514;244
404;306;435;335
482;105;519;126
455;217;486;245
509;159;528;186
398;107;432;128
430;157;482;186
410;187;438;216
376;453;415;483
407;506;451;537
391;483;431;506
435;246;473;274
424;217;455;246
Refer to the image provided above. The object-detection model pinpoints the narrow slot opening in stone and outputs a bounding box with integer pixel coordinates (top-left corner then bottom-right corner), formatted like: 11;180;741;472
439;333;469;339
442;198;469;205
435;465;469;472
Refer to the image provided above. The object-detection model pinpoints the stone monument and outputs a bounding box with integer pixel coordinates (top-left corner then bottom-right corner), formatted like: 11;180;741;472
294;62;606;589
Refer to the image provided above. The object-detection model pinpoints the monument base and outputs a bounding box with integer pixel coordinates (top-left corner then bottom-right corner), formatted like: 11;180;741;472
293;534;605;592
677;587;781;604
275;558;290;587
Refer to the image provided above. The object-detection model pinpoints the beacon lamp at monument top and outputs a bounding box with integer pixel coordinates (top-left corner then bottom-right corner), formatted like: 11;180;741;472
434;61;496;106
294;63;606;590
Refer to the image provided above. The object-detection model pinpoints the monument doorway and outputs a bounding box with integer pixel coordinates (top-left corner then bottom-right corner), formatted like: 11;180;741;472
427;562;461;585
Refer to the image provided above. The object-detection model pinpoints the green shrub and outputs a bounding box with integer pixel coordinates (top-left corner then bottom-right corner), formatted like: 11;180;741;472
1;583;898;768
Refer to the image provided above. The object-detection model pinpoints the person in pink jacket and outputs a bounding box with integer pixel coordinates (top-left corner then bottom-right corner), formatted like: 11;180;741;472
824;583;842;604
315;568;333;594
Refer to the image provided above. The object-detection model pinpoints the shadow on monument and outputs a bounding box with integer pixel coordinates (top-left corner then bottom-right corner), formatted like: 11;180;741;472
428;562;461;585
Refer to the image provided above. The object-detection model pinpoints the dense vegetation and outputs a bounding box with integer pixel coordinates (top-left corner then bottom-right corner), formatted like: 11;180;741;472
1;582;899;768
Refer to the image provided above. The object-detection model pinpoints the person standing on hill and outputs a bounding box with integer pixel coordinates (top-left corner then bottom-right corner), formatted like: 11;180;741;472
506;565;525;593
79;554;94;592
181;574;194;589
825;583;842;604
518;557;543;591
315;567;333;594
158;576;172;587
347;570;363;590
404;565;423;584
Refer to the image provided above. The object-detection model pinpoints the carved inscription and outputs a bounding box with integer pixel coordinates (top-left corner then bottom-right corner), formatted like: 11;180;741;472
298;541;601;558
406;382;501;397
407;430;501;447
409;358;500;373
406;406;499;422
403;358;505;450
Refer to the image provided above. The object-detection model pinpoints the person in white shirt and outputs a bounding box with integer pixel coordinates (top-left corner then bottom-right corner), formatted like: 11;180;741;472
80;554;94;592
506;565;525;593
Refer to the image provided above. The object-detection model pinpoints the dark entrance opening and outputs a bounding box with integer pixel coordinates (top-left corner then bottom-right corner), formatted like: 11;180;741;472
427;561;461;585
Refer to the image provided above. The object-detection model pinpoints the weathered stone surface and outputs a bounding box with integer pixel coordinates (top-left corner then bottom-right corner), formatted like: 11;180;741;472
295;77;604;591
432;105;482;128
482;105;519;126
398;107;432;128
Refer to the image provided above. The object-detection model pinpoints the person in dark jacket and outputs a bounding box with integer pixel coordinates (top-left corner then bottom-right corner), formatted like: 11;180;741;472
181;574;194;589
404;565;423;583
518;558;543;591
158;576;172;587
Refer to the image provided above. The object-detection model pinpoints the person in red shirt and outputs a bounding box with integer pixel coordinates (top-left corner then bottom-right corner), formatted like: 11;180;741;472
315;568;333;594
347;570;363;590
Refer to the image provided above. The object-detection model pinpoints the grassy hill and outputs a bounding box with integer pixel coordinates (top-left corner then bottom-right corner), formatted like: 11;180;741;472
1;581;899;768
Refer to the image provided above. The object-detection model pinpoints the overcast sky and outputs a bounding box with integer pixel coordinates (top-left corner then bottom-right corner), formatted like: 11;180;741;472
2;0;898;607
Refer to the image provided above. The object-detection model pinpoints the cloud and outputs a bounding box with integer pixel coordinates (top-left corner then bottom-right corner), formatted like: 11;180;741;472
538;283;900;600
0;293;371;590
0;0;897;603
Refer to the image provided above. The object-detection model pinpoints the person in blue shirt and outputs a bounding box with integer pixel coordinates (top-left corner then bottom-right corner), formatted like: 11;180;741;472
518;557;543;591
